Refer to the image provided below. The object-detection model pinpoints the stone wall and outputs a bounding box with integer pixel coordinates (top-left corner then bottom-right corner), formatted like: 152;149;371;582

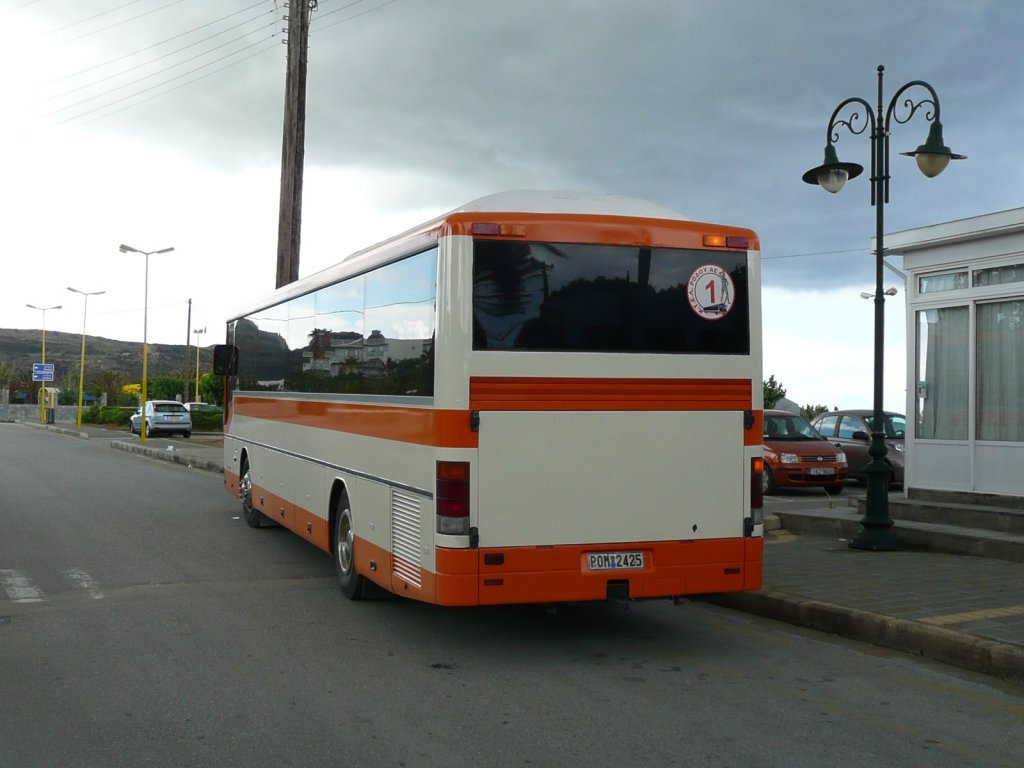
0;405;82;423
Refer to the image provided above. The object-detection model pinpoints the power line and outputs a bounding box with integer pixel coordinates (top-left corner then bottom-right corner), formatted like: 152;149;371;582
58;42;279;127
312;0;367;22
762;247;869;261
44;0;402;129
1;1;44;14
311;0;400;33
53;0;186;45
44;20;277;115
42;0;151;34
45;0;271;85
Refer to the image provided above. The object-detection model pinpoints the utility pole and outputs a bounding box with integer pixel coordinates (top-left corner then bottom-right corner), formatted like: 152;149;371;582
276;0;316;288
182;298;192;403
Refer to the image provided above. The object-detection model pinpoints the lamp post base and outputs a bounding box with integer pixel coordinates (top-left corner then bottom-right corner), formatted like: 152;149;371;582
849;447;901;551
849;523;901;551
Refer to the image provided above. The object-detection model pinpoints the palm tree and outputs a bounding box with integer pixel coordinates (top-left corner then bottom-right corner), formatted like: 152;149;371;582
0;358;14;404
92;370;126;407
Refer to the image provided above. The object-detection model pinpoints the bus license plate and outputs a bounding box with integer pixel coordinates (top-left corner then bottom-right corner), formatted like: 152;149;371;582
586;551;645;571
808;467;835;475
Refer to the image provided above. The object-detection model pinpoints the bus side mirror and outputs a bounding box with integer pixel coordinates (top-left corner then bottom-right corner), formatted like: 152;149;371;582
213;344;239;376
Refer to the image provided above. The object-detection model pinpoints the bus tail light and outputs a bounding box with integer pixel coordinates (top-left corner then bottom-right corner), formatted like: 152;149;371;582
703;234;750;250
471;222;526;237
436;461;470;535
750;456;764;512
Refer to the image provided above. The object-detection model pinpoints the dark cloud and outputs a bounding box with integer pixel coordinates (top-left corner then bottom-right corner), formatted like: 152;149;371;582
18;0;1024;292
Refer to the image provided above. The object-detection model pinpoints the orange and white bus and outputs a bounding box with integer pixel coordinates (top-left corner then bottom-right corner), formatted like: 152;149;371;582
214;191;764;606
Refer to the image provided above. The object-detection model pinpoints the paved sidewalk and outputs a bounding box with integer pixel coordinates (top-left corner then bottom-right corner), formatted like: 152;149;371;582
710;528;1024;683
20;419;1024;684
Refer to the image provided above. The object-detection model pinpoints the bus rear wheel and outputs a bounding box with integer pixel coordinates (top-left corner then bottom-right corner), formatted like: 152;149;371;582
334;494;365;600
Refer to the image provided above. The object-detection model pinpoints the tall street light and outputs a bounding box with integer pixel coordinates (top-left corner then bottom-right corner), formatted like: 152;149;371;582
803;65;964;551
119;243;175;445
26;303;62;424
67;287;106;433
193;327;206;401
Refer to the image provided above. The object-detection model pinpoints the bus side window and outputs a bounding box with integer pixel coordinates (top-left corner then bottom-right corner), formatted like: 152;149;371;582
213;344;239;376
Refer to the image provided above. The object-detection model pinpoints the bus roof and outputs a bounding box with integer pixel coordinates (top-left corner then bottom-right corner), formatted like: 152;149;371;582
226;190;737;323
451;190;689;220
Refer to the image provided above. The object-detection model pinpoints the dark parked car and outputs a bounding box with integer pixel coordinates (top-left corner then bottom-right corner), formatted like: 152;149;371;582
811;409;905;487
762;409;848;495
129;400;192;438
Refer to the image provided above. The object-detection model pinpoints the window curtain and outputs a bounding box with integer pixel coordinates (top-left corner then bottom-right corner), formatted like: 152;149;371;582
977;300;1024;442
917;306;969;440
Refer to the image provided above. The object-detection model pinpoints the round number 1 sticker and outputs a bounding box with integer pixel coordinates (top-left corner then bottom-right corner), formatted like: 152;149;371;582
687;264;735;320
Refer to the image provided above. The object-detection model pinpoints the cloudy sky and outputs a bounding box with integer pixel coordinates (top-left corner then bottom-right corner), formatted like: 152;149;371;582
2;0;1021;410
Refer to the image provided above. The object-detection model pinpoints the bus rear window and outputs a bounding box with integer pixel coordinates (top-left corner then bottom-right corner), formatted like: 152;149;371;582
472;241;750;354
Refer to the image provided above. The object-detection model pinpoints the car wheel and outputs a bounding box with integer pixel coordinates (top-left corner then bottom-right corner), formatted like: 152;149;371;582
762;465;777;495
334;493;365;600
129;421;136;435
144;421;152;438
239;458;263;529
182;430;191;439
827;484;845;495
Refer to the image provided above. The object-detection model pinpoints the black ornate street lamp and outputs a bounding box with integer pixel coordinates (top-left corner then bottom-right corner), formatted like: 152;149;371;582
803;65;964;551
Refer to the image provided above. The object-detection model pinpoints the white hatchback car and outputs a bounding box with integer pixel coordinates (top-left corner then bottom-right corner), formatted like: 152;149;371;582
130;400;192;438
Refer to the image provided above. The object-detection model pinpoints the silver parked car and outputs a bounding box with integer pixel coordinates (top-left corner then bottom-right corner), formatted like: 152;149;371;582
129;400;192;438
811;409;905;486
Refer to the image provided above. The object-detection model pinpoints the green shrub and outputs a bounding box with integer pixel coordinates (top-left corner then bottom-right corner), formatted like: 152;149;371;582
84;405;135;427
190;410;224;431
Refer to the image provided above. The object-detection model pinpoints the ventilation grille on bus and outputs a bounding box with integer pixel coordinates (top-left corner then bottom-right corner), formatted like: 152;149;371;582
391;490;422;588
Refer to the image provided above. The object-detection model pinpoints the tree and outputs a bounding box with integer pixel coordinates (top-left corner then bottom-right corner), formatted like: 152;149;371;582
93;370;126;407
197;372;222;406
0;358;14;404
763;375;787;409
801;404;833;421
58;372;78;404
149;373;185;401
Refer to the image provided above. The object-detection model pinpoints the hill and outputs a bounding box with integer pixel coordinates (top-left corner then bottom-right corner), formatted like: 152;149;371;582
0;328;214;384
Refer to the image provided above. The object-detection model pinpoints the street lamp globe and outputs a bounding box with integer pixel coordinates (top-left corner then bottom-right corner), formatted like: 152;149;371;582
900;121;966;178
802;144;864;194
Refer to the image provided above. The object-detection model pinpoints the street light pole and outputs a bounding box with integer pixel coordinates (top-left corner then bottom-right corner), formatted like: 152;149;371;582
803;65;964;551
26;303;61;424
67;287;106;433
119;243;175;445
193;327;206;401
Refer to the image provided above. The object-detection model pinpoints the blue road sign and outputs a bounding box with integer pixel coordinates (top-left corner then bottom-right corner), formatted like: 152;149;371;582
32;363;54;382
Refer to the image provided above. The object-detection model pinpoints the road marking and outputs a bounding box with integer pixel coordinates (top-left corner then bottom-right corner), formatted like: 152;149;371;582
62;568;105;600
0;569;45;603
766;530;797;544
920;604;1024;626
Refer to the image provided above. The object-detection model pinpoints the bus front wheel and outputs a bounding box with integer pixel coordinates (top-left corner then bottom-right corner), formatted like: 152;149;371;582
334;495;365;600
239;458;263;528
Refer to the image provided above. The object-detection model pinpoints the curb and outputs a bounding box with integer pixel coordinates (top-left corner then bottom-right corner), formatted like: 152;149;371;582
706;589;1024;683
109;440;224;474
18;421;88;439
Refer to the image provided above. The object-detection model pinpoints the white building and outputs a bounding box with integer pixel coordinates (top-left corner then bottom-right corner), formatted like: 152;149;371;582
886;208;1024;500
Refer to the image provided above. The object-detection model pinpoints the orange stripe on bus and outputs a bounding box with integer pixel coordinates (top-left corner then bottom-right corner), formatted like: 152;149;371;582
470;377;751;410
443;212;761;251
232;397;478;448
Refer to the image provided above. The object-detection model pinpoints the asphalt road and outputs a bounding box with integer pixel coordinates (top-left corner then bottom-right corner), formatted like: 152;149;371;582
2;424;1022;768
